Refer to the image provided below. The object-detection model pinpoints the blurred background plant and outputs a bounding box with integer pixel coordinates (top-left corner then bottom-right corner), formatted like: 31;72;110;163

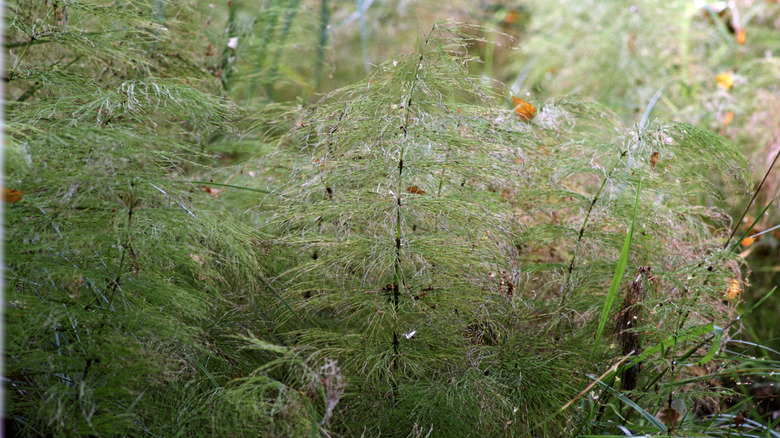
4;0;778;436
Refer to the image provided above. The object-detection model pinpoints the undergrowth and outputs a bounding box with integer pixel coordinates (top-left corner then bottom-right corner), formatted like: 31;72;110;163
4;1;778;437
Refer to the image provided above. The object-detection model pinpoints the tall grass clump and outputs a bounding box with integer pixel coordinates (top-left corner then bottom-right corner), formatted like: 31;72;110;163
262;20;759;435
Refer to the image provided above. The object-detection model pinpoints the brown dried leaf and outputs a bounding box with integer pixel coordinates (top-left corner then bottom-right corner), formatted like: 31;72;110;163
2;187;24;203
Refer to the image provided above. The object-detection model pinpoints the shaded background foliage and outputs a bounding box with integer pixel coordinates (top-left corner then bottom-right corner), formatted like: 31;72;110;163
4;0;779;437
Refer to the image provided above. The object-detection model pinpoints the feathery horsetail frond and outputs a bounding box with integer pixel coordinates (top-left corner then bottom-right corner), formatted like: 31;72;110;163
268;20;750;435
275;21;525;366
270;21;558;433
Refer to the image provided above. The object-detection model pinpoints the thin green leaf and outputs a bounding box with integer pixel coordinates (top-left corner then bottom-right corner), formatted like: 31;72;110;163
591;179;642;359
731;197;775;251
125;390;146;415
698;325;723;365
186;352;220;390
731;286;777;329
257;274;304;322
595;379;667;432
192;181;278;195
627;323;714;370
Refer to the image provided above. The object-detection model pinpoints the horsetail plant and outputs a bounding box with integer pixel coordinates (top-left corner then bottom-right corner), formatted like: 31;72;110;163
265;20;752;436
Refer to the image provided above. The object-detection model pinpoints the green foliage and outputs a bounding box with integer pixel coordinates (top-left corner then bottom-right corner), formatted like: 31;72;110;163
270;24;535;433
507;2;780;348
262;21;761;435
591;179;641;360
5;1;777;436
4;1;293;436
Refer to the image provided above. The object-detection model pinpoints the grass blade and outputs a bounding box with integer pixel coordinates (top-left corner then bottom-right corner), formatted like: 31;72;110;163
698;325;723;365
193;180;277;195
730;197;775;250
594;380;668;432
186;352;220;389
591;179;642;359
258;274;304;322
532;352;635;435
125;390;147;415
629;323;713;370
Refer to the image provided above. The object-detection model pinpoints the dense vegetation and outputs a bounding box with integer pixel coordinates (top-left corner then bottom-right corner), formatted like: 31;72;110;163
4;1;778;437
